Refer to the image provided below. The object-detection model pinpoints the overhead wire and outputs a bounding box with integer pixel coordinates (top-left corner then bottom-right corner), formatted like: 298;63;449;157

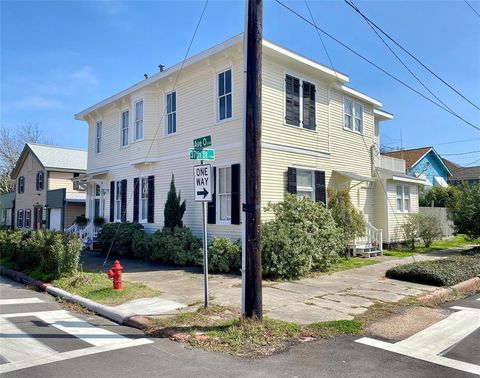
343;0;480;111
273;0;480;132
464;0;480;18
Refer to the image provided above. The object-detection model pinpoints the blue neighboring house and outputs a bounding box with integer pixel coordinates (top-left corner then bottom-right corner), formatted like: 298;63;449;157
383;147;451;189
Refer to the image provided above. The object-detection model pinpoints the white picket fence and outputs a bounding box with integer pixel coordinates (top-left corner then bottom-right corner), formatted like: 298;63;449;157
419;207;455;237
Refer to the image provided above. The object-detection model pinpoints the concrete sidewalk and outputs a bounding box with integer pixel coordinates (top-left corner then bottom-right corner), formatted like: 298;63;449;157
80;251;457;324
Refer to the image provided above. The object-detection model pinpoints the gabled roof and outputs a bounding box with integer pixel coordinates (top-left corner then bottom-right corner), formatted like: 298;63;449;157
12;143;87;179
382;147;451;175
442;158;480;181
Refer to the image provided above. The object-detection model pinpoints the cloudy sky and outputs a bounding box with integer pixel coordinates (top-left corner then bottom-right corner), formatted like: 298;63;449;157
1;0;479;165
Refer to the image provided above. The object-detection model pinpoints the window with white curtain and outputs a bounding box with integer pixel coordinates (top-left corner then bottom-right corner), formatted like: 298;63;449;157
140;177;148;223
115;181;122;221
396;185;411;213
296;169;314;200
218;167;232;222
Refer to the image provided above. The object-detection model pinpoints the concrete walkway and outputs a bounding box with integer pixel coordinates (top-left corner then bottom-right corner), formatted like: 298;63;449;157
80;251;460;324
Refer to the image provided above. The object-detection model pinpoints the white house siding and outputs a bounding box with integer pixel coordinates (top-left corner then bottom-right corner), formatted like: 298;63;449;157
84;44;244;240
261;51;377;224
386;181;419;242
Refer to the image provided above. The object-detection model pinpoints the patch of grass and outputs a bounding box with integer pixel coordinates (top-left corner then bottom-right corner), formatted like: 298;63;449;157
51;272;160;306
384;235;478;258
386;255;480;287
146;305;364;357
326;257;379;273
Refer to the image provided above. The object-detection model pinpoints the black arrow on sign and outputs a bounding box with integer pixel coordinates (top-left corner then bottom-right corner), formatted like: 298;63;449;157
197;188;209;199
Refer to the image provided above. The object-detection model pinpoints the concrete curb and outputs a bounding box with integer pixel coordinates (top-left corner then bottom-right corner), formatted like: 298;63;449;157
0;265;152;330
418;276;480;303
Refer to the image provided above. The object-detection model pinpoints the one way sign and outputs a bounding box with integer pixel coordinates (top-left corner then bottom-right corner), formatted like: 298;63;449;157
193;164;212;202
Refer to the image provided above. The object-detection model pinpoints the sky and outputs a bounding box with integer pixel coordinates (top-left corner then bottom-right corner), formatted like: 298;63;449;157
1;0;479;166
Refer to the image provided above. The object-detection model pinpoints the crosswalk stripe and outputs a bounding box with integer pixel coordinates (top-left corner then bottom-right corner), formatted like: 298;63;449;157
0;298;45;305
0;310;153;374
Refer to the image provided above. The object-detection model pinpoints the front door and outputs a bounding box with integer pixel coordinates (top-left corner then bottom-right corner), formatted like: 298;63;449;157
34;207;43;230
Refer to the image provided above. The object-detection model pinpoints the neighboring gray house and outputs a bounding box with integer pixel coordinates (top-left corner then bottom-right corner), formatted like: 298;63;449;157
443;158;480;185
0;192;15;228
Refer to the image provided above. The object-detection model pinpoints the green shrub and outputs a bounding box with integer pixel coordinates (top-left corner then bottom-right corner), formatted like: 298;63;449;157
96;222;144;257
418;214;442;247
0;229;82;280
448;183;480;240
164;174;186;230
328;189;366;258
149;227;202;266
386;256;480;286
132;229;152;260
262;194;343;279
207;237;241;273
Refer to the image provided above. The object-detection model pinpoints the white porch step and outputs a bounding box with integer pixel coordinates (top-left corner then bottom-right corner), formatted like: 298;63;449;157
354;250;382;258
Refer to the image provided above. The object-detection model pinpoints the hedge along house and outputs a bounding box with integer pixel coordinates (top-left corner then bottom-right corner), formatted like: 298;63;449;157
11;143;87;231
74;34;425;250
383;147;451;189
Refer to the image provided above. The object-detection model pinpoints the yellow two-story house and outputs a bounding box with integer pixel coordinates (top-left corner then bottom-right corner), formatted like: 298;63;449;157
11;143;87;231
74;35;424;249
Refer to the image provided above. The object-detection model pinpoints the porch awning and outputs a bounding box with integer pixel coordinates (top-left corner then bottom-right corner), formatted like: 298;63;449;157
71;170;109;182
334;171;375;182
376;167;427;185
65;192;86;203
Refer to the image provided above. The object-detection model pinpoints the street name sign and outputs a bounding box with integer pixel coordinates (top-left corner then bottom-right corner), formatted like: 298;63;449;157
189;148;215;161
193;164;212;202
193;135;212;149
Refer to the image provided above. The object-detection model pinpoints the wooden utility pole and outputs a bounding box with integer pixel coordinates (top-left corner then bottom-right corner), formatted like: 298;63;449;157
244;0;263;319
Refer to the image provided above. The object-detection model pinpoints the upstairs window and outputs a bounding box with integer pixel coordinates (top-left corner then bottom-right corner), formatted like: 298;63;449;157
36;171;44;191
121;110;129;147
344;98;363;133
95;121;102;153
218;69;232;121
166;92;177;134
18;176;25;193
135;100;144;140
396;185;411;213
285;74;316;130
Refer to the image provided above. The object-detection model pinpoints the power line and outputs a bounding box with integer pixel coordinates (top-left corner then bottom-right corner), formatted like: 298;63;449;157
273;0;480;132
464;0;480;18
442;150;480;156
344;0;480;111
345;0;458;117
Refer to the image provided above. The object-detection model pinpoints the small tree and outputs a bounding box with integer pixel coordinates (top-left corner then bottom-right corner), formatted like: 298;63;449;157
328;189;366;259
402;213;422;250
418;214;442;247
164;174;186;230
448;183;480;240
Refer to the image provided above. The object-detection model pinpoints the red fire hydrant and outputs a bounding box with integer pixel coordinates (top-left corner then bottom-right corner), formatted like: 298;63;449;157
107;260;123;291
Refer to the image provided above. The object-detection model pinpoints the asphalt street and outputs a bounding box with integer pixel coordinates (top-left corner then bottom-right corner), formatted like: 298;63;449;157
0;275;478;378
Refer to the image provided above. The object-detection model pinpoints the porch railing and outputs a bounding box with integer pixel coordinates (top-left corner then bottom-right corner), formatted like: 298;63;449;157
66;221;100;247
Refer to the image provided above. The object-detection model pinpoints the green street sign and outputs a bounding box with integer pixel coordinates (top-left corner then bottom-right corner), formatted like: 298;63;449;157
193;135;212;149
189;148;215;161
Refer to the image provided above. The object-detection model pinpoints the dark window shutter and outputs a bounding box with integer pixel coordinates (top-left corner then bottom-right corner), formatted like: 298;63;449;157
285;75;300;126
207;167;216;224
133;178;139;223
147;175;155;223
287;167;297;195
35;173;39;191
109;181;115;222
303;81;316;130
231;164;240;225
315;171;326;204
121;179;127;222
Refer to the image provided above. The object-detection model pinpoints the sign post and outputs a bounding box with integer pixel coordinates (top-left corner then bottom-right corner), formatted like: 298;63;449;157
191;137;213;308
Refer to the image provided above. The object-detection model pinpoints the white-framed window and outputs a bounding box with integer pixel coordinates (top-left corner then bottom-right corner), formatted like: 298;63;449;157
218;69;232;121
296;169;314;200
18;176;25;193
140;177;149;223
285;74;316;130
25;209;31;228
134;100;144;140
166;91;176;135
17;210;24;228
396;185;411;213
115;181;122;221
344;97;363;133
218;166;232;222
121;110;129;147
95;121;102;153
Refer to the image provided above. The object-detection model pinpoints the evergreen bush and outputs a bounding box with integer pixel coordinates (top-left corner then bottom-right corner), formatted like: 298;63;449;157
164;174;186;230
